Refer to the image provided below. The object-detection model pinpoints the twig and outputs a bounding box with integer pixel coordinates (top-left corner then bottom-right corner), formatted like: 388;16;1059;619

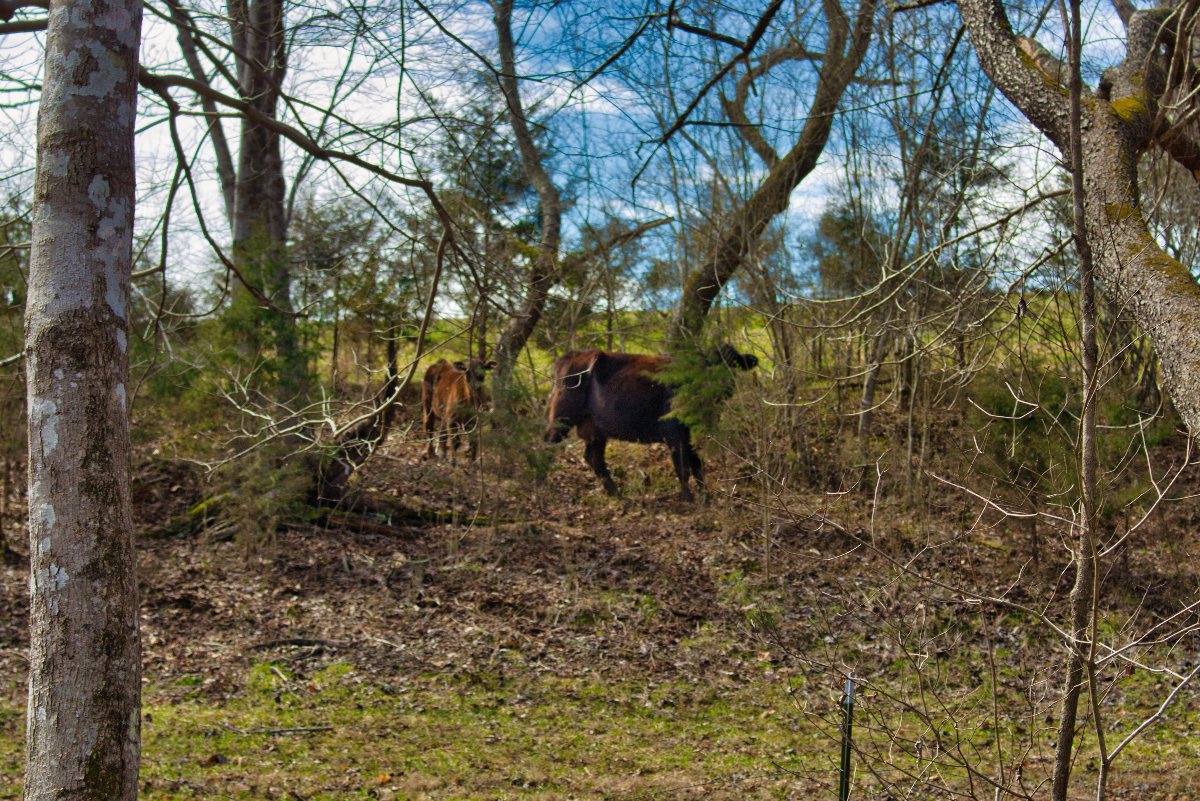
242;726;334;736
251;638;349;651
1107;661;1200;763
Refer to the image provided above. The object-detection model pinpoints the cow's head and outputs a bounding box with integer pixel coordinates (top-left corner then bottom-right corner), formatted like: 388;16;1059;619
545;350;600;443
456;358;497;405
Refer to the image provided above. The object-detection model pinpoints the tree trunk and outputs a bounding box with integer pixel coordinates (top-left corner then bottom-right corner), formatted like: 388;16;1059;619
0;458;6;561
959;0;1200;437
229;0;308;404
491;0;562;391
1053;2;1102;795
857;328;889;438
24;2;143;799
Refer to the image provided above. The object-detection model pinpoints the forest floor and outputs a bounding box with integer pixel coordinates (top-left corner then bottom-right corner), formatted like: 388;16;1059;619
2;418;1200;800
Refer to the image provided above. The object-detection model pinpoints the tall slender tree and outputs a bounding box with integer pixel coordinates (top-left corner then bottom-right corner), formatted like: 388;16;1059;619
226;0;307;403
491;0;564;392
23;1;143;799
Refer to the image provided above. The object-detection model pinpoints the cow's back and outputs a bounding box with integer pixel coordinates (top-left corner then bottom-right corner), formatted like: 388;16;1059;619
422;360;467;420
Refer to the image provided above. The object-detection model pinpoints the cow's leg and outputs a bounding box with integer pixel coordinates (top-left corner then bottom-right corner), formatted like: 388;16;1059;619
664;424;695;502
422;385;435;460
436;416;451;461
448;420;461;466
667;443;695;502
423;410;438;461
466;415;480;462
687;445;706;497
584;437;618;496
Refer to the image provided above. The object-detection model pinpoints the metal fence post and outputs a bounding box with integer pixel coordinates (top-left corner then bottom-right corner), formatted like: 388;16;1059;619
838;675;855;801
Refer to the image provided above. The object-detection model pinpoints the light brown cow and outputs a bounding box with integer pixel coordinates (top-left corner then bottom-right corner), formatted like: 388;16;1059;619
422;358;496;463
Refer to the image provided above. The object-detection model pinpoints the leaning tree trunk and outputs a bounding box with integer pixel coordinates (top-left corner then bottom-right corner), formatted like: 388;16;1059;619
490;0;562;395
958;0;1200;436
671;0;877;346
24;2;143;799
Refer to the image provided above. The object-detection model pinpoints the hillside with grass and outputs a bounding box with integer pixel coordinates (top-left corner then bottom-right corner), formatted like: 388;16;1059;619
2;294;1198;799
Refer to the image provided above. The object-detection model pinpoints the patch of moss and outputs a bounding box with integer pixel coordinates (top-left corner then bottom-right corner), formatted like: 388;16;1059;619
1142;250;1200;300
1111;94;1148;122
1104;202;1142;225
1015;43;1070;96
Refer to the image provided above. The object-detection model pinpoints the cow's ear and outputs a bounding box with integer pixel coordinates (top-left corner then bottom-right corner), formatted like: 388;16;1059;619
452;360;467;371
484;360;497;370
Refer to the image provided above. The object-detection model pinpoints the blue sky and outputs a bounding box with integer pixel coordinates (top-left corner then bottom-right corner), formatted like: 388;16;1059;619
0;0;1163;311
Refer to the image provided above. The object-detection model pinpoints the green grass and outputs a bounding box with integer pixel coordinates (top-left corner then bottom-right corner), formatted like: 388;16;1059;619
5;649;1200;800
1;663;831;801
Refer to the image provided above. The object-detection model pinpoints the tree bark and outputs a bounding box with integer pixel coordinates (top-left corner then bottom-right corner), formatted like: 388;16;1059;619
24;1;142;799
958;0;1200;437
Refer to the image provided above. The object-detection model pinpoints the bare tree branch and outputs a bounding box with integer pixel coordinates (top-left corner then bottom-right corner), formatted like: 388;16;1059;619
0;0;46;20
0;16;44;33
634;0;784;184
162;0;238;227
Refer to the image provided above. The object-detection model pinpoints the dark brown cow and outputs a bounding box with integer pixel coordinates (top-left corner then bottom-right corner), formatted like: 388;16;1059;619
544;346;758;501
422;357;496;463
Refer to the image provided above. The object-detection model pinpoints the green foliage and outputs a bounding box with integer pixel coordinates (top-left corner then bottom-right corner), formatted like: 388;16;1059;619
535;216;649;350
0;198;28;556
965;345;1180;524
658;344;744;434
216;231;314;402
213;448;316;549
125;264;214;443
290;194;420;340
804;201;887;297
0;198;27;392
484;378;555;484
967;362;1076;493
424;85;542;350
